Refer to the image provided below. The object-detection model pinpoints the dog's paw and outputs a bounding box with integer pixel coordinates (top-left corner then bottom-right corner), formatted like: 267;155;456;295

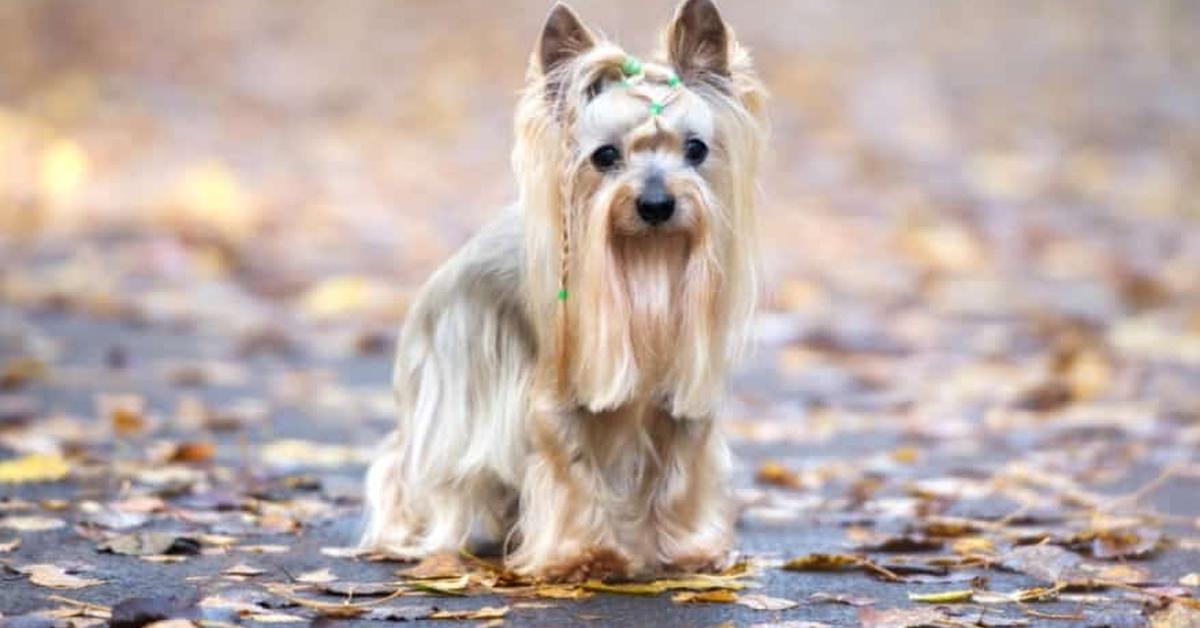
534;547;632;583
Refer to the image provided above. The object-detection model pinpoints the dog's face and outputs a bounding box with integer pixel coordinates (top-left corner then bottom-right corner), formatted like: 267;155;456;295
516;0;766;417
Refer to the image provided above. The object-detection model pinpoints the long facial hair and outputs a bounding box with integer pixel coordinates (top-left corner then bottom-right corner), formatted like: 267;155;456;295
514;41;766;419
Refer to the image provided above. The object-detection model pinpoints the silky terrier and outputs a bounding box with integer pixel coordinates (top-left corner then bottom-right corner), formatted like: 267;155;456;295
362;0;766;581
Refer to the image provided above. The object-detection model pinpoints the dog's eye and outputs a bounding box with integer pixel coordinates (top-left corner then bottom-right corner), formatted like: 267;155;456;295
590;144;621;171
684;138;709;166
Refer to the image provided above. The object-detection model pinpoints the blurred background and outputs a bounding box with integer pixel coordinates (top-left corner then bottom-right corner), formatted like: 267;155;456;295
2;0;1200;432
2;3;1200;620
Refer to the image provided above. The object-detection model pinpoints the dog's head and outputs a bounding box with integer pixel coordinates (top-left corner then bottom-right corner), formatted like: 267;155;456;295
516;0;766;417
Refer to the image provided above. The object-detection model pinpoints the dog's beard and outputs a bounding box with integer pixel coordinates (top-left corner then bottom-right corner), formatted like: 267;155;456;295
567;191;724;417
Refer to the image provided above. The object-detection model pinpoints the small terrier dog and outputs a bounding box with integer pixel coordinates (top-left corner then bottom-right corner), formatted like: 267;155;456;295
362;0;766;580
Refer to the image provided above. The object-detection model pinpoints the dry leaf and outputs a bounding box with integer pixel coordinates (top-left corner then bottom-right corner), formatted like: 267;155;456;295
535;585;594;600
809;592;876;607
408;574;470;595
1151;603;1200;628
1180;573;1200;586
99;532;201;556
223;562;266;576
169;441;216;463
0;537;20;552
1;515;66;531
0;453;71;483
296;567;337;584
737;593;798;611
428;606;509;620
755;460;804;489
22;563;104;589
401;552;464;579
907;589;974;603
859;607;951;628
672;589;738;604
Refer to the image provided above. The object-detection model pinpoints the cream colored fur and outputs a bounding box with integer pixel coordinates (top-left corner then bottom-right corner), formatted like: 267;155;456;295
362;0;766;581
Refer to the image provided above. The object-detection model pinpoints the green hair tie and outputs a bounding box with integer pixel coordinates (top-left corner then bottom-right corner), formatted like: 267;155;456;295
650;102;665;116
557;288;569;302
668;74;682;88
621;56;643;77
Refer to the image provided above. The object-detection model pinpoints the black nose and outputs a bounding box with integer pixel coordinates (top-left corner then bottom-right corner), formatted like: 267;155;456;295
636;178;675;226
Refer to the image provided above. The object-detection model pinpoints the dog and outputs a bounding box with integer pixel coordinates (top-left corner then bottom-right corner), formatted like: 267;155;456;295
362;0;766;581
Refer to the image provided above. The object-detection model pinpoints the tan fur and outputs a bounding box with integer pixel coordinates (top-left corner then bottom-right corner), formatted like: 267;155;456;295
362;0;766;580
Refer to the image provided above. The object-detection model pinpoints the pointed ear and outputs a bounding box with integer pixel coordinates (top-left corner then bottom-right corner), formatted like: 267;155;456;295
665;0;731;82
537;3;596;76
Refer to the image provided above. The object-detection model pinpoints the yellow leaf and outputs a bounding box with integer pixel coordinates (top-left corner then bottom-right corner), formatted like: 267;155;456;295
408;574;470;596
535;585;594;600
672;589;738;604
22;564;104;589
0;515;66;531
39;138;90;204
429;605;509;620
781;553;861;572
951;536;995;556
755;460;804;489
0;454;71;484
301;276;385;319
1179;573;1199;587
907;589;974;604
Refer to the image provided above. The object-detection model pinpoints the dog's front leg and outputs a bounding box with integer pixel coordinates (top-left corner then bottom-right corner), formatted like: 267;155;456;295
508;398;633;582
653;418;735;573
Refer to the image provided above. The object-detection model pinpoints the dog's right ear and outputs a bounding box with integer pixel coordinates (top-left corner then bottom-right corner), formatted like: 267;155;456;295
537;3;596;76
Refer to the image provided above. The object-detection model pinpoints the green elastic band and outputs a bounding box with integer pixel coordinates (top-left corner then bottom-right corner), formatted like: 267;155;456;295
621;56;643;77
668;74;682;88
650;102;665;116
557;288;569;302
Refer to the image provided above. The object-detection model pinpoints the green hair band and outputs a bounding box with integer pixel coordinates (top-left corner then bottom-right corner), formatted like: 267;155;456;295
650;102;665;116
668;74;682;88
557;288;569;302
621;56;643;77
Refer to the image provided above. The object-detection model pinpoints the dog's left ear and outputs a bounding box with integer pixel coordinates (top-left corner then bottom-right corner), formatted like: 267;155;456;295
665;0;731;83
537;3;596;76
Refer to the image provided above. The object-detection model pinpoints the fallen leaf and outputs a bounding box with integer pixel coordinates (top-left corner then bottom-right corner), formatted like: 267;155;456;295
0;537;20;552
755;461;804;489
22;563;104;589
859;607;951;628
296;567;337;584
248;612;311;623
1;515;66;531
737;593;798;610
0;453;71;483
782;553;899;581
1181;573;1200;586
535;585;594;600
223;563;266;577
907;589;974;603
102;394;149;436
672;589;738;604
400;552;464;579
429;605;509;620
1151;603;1200;628
99;532;202;556
408;574;470;595
998;545;1085;584
0;357;46;390
808;592;876;607
169;441;216;464
583;573;748;595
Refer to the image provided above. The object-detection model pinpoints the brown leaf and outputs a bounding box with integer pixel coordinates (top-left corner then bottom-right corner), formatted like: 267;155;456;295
809;592;876;607
1;515;66;531
169;441;216;464
1151;603;1200;628
859;607;950;628
400;552;464;579
755;461;804;489
428;605;509;620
